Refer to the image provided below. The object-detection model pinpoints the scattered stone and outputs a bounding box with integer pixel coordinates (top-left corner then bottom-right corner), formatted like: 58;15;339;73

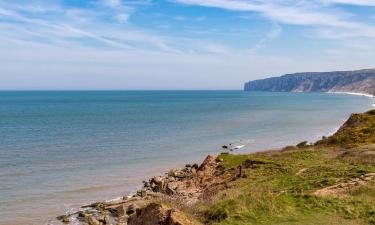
137;190;147;198
87;215;101;225
191;163;199;170
104;213;111;225
64;154;241;224
56;215;70;224
116;205;126;217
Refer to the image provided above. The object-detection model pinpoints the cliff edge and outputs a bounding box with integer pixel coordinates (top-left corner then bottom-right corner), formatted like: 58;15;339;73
244;69;375;96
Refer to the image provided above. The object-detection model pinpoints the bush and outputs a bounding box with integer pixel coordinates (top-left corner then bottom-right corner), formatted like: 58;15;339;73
297;141;309;148
204;206;228;222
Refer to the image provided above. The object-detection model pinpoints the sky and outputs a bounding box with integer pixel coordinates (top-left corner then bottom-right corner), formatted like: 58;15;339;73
0;0;374;90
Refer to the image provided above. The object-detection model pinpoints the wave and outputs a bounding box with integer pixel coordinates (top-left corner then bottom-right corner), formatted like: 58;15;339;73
327;91;374;98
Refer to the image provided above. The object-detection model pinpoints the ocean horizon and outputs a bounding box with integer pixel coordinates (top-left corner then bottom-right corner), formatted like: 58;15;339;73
0;90;373;225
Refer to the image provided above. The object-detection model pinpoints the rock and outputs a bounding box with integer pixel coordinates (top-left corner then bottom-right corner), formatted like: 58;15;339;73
104;214;111;225
78;211;89;218
137;190;147;198
116;205;126;217
191;164;199;170
97;215;105;222
127;204;136;215
166;182;179;195
168;169;178;177
150;176;166;192
57;215;70;224
168;169;187;179
127;203;194;225
142;181;149;188
116;216;128;225
62;215;70;224
87;215;101;225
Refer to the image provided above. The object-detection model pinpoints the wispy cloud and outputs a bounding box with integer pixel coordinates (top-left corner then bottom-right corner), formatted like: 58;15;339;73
253;23;282;51
322;0;375;6
173;0;375;38
0;0;375;89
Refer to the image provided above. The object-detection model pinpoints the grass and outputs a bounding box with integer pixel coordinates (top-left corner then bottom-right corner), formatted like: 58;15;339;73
316;110;375;148
165;109;375;224
199;147;375;224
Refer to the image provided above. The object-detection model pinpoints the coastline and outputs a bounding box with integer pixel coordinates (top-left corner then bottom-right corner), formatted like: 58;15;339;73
56;107;375;225
55;95;375;225
327;91;375;108
4;91;372;225
327;91;375;98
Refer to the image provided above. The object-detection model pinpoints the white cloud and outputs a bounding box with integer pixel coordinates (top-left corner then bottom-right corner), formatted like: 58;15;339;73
173;0;375;38
322;0;375;6
116;13;130;23
253;23;282;51
1;0;375;89
104;0;123;8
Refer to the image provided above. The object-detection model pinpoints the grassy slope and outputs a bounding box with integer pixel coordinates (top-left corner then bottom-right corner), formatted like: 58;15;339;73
184;110;375;224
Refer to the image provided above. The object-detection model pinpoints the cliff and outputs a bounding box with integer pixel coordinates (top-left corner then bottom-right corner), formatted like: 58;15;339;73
244;69;375;96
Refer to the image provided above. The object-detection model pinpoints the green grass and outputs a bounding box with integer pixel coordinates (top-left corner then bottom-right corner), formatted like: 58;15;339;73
316;110;375;148
168;109;375;224
199;148;375;224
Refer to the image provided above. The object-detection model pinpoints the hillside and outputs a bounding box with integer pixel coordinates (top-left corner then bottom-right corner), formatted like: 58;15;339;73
60;110;375;225
244;69;375;96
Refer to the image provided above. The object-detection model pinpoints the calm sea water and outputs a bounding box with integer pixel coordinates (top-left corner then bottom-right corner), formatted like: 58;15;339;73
0;91;373;225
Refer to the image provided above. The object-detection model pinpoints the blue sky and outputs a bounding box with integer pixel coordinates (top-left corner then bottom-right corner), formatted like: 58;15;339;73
0;0;374;89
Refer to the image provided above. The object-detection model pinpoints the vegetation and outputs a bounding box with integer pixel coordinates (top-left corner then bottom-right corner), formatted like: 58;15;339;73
316;110;375;147
172;109;375;224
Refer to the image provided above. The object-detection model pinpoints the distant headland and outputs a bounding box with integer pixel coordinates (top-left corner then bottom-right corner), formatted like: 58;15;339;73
244;69;375;96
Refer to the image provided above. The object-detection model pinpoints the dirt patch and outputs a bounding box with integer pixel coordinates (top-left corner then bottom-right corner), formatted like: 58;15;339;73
313;173;375;197
296;168;308;176
128;203;195;225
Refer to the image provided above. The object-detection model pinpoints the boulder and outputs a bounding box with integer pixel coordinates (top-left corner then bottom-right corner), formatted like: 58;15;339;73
87;215;101;225
127;203;194;225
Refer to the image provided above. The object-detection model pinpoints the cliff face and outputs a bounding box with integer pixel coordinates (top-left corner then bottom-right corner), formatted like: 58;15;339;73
244;69;375;95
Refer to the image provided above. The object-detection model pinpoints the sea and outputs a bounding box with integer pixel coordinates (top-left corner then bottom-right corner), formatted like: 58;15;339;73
0;91;373;225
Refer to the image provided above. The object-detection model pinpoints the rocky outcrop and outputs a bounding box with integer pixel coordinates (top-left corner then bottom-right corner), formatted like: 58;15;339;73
58;155;254;225
244;69;375;96
142;155;241;204
127;203;194;225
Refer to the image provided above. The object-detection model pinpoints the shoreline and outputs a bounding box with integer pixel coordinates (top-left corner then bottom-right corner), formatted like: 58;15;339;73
57;108;375;225
4;91;370;225
327;91;375;98
53;91;375;225
327;91;375;108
